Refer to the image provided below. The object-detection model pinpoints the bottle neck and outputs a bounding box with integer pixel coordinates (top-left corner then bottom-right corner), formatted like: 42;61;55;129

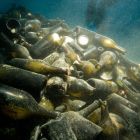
78;100;102;117
36;105;59;119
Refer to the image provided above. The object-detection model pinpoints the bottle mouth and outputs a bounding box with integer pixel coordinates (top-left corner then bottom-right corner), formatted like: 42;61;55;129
77;35;89;47
6;18;21;33
77;71;84;79
98;46;104;52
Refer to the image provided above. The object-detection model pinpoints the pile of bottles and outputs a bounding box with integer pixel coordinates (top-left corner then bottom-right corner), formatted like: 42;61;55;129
0;6;140;140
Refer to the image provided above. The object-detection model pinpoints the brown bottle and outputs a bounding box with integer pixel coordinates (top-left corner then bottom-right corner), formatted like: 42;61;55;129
9;58;68;75
107;95;139;127
109;113;127;135
98;102;119;140
87;78;118;93
66;76;95;98
39;96;54;111
87;107;102;124
98;51;117;70
87;103;126;139
0;84;58;120
94;34;126;53
61;40;79;64
73;60;98;78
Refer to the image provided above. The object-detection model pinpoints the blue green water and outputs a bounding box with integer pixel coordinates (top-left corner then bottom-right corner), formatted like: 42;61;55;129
0;0;140;62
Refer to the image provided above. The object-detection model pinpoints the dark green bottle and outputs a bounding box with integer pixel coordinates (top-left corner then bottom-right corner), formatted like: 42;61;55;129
0;84;58;120
0;64;47;99
0;32;32;59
